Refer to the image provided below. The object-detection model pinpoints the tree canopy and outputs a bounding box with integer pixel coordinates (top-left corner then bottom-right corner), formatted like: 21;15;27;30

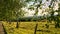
0;0;27;20
0;0;60;22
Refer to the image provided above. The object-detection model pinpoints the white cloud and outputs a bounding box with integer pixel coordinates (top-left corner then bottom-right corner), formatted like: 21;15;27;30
53;2;59;11
22;7;35;17
21;0;59;17
54;12;58;16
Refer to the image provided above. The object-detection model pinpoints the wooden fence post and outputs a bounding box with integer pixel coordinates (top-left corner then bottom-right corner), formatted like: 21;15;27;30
34;23;38;34
16;20;19;28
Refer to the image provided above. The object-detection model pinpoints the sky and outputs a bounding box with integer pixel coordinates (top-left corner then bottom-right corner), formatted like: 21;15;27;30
22;0;59;17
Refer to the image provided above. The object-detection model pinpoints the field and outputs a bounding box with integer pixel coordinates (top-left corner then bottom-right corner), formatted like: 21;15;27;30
2;21;60;34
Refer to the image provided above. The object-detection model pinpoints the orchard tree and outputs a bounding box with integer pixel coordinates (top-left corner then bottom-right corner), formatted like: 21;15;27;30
0;0;28;28
47;0;60;28
27;0;60;28
0;0;27;20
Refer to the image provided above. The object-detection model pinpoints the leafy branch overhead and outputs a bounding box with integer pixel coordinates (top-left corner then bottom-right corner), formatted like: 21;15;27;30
0;0;27;20
0;0;60;21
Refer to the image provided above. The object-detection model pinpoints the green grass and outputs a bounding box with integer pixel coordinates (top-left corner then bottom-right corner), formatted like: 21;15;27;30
2;21;60;34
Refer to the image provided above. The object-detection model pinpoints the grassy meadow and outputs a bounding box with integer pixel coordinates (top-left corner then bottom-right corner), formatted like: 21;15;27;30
2;21;60;34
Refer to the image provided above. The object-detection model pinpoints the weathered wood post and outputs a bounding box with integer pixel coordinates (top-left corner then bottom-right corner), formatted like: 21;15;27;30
16;19;19;28
34;23;38;34
2;23;7;34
